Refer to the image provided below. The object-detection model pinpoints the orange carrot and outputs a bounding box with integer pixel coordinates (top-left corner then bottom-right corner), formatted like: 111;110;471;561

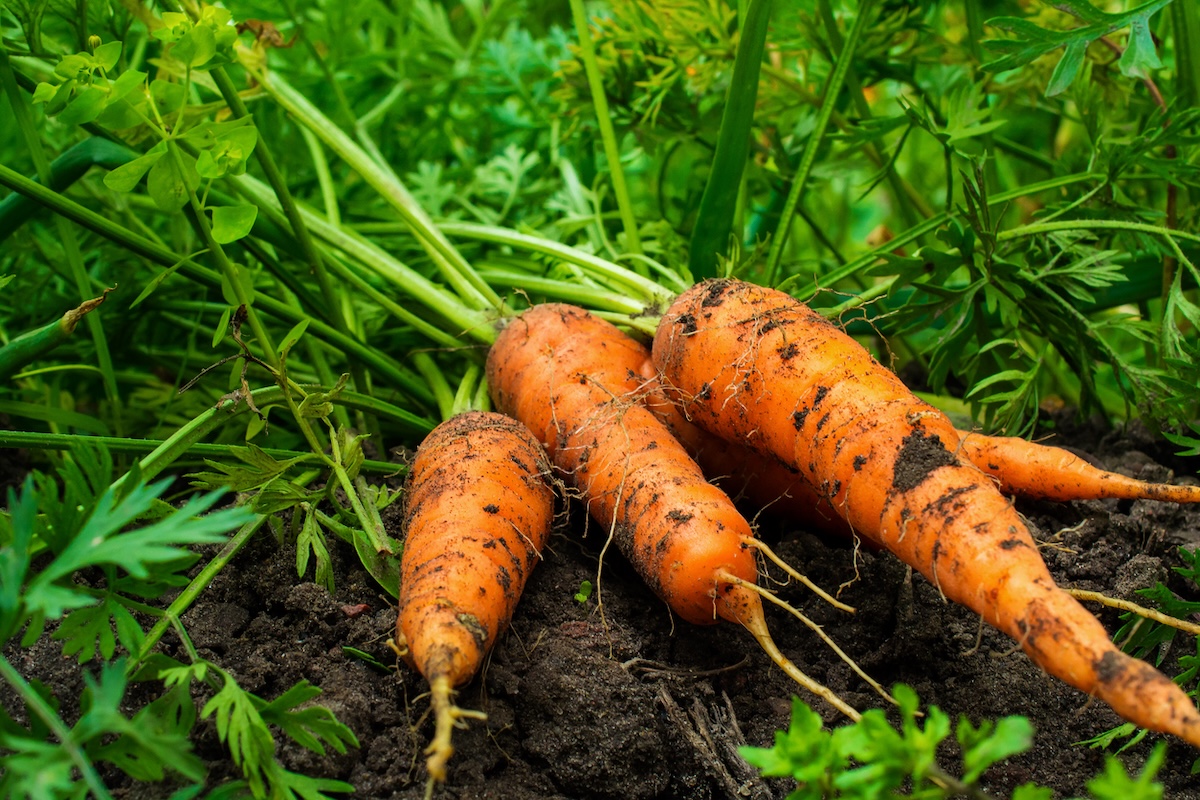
652;278;1200;747
395;411;555;782
636;356;851;535
955;428;1200;503
487;303;866;717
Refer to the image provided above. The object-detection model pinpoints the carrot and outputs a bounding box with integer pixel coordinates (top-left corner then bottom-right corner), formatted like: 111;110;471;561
395;411;555;784
955;428;1200;503
637;356;851;535
652;278;1200;747
487;303;873;717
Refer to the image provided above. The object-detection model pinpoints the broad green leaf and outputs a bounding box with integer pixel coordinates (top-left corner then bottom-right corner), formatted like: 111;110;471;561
149;79;187;116
211;205;258;244
218;263;256;306
108;69;147;102
146;149;199;212
54;53;92;80
57;86;108;125
104;142;166;193
93;40;122;72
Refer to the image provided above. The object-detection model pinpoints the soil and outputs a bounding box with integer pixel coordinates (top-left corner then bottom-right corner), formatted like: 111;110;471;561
7;415;1200;799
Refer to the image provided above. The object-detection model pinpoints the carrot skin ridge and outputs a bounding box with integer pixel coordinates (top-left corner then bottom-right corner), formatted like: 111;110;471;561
956;429;1200;503
652;278;1200;748
395;411;555;781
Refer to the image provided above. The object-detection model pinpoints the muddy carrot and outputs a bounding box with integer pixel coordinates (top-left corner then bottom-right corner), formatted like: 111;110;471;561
395;411;555;783
956;429;1200;503
652;278;1200;747
488;303;873;717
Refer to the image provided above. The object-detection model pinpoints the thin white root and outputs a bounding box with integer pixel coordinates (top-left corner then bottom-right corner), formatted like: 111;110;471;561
424;674;487;790
717;572;863;721
1067;588;1200;636
745;537;855;613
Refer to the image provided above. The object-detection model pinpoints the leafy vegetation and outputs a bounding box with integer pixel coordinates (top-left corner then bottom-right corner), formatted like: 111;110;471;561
741;685;1171;799
2;0;1199;796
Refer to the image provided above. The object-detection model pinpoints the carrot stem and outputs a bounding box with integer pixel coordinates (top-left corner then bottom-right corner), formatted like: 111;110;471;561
567;0;644;258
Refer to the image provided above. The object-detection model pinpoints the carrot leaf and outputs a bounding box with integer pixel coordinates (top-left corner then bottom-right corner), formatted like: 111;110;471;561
982;0;1173;96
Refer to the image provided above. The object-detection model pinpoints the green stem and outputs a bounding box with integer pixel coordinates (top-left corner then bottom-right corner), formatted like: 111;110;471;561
0;429;403;473
167;141;279;365
230;173;493;344
689;0;774;280
0;654;114;800
256;70;504;311
568;0;643;257
413;352;455;422
0;292;109;382
109;384;428;491
795;171;1104;297
0;138;138;240
766;0;875;284
207;64;366;409
815;0;921;231
0;49;122;430
128;514;269;671
997;219;1200;247
437;220;677;304
0;163;434;402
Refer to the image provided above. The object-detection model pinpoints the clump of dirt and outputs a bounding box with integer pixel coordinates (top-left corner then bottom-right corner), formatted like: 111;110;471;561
6;417;1200;799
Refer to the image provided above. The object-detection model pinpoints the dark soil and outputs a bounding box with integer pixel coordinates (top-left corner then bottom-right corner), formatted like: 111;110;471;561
8;416;1200;799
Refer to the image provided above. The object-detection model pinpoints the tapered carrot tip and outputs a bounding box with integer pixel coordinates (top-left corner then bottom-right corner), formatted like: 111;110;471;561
956;430;1200;503
1093;651;1200;748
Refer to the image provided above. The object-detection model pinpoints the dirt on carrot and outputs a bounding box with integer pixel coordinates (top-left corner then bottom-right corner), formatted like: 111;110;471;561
652;278;1200;749
394;410;555;783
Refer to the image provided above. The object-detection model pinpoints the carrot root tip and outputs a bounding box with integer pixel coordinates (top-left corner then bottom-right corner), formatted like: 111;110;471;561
424;674;487;783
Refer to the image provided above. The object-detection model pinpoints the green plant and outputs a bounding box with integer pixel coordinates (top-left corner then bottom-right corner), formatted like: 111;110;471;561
574;579;594;604
741;685;1169;799
0;444;357;799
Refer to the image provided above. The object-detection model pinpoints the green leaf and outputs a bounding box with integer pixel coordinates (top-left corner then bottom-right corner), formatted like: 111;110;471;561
1047;39;1089;97
147;149;200;212
149;79;187;116
1085;742;1166;799
297;508;335;593
104;142;166;193
259;680;359;756
202;671;277;797
278;319;310;362
211;205;258;245
92;41;123;72
108;69;147;102
52;596;145;663
983;0;1174;95
213;306;233;349
958;715;1034;784
57;86;108;126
